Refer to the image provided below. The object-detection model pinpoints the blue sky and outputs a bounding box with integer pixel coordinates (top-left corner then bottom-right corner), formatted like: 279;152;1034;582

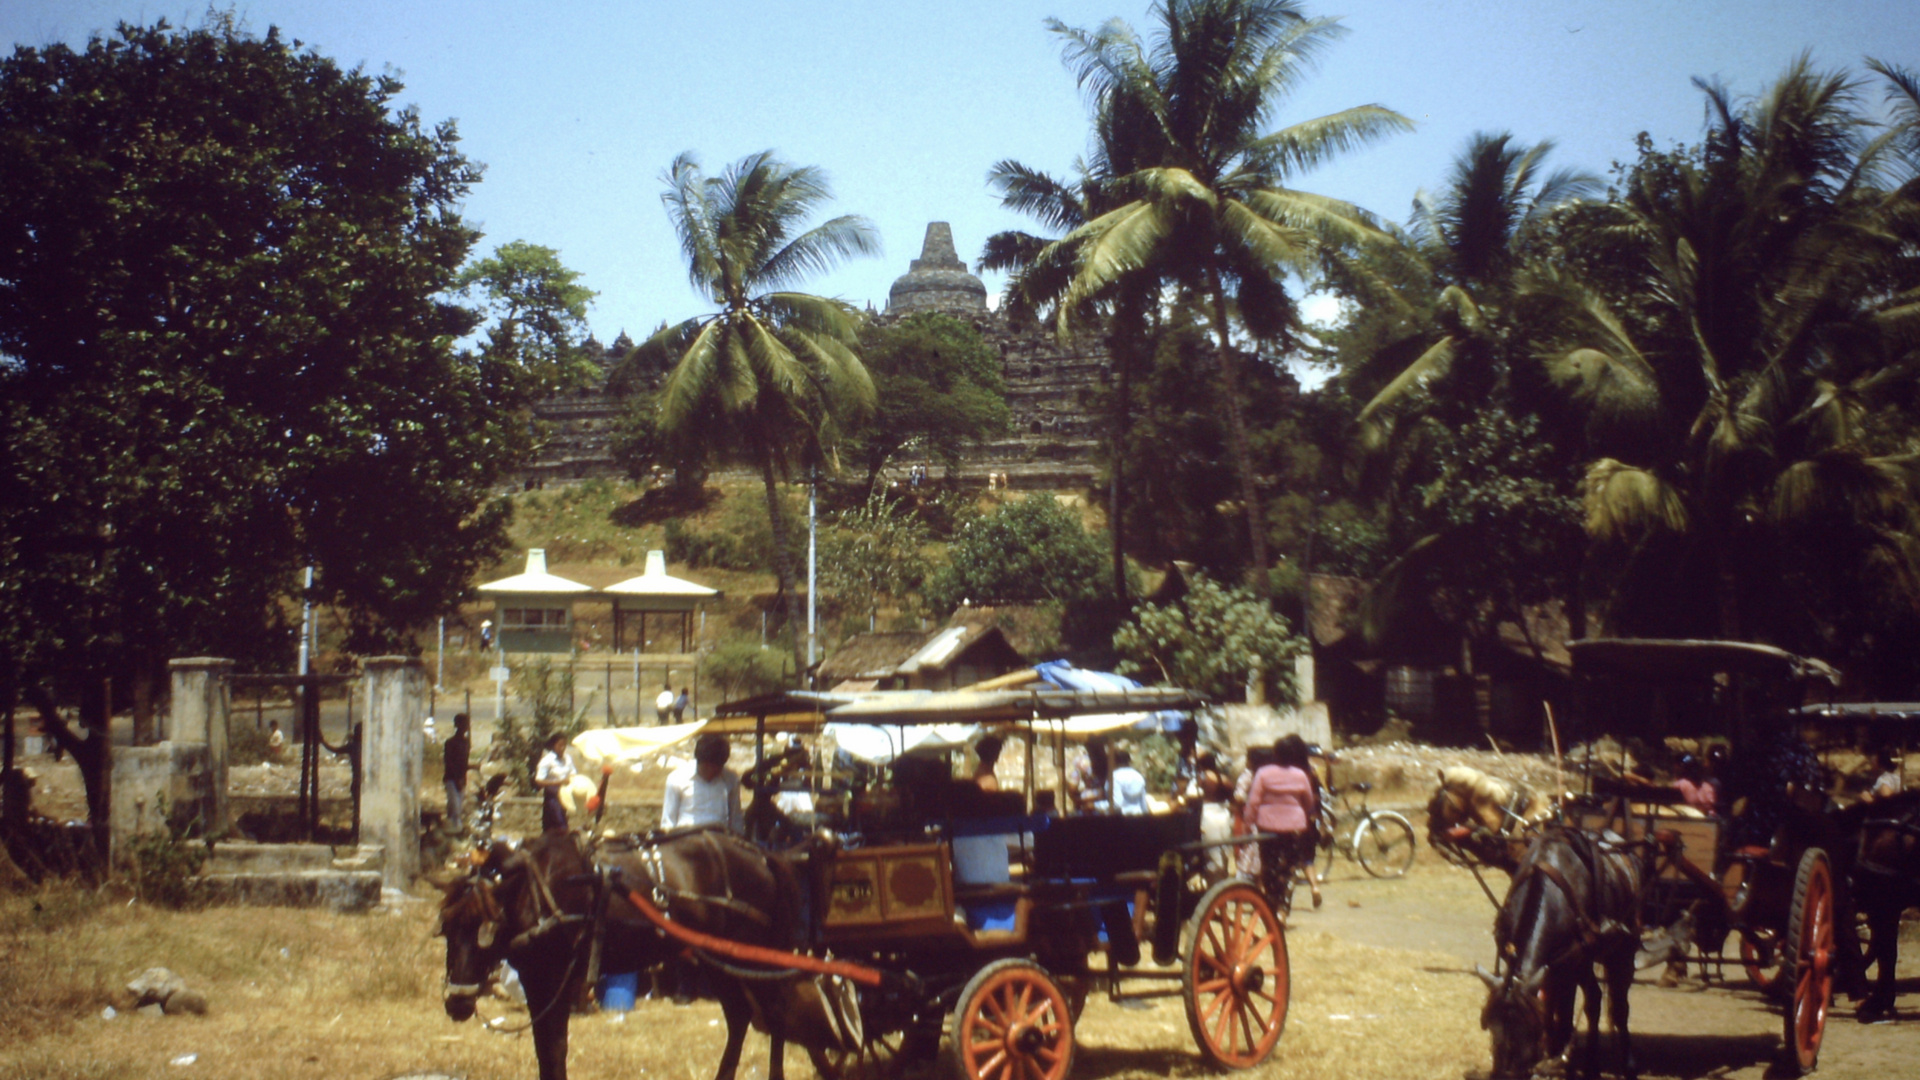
4;1;1915;343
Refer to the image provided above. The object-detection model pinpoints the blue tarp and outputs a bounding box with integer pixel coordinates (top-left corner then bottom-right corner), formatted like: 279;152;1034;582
1032;661;1187;733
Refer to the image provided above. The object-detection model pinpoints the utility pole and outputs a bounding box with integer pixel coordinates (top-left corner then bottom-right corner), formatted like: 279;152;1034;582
807;464;818;684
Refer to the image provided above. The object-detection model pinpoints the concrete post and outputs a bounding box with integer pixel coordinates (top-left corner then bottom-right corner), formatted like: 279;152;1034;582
361;657;424;889
166;657;232;834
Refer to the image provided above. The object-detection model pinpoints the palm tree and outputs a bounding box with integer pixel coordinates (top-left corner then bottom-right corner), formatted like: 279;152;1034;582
1352;132;1598;438
1546;58;1920;659
1035;0;1410;593
641;151;880;674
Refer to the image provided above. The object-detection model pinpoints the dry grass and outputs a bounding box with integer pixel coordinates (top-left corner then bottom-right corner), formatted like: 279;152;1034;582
0;871;1492;1080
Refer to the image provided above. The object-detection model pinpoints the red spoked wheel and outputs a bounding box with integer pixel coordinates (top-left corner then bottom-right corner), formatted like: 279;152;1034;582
1783;848;1834;1076
948;960;1074;1080
1182;879;1289;1069
1739;929;1780;994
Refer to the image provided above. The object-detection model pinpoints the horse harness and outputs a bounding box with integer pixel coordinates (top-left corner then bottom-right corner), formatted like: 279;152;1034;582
1856;804;1920;882
1503;831;1655;972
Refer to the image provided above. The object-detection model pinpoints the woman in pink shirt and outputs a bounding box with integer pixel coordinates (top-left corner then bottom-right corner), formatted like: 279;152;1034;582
1245;734;1320;909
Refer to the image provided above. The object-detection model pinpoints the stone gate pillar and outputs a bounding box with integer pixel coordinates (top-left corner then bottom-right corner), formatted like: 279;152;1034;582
165;657;232;832
361;657;424;889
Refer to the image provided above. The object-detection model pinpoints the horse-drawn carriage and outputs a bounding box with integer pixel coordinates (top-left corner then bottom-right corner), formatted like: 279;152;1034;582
1550;638;1851;1075
440;684;1292;1080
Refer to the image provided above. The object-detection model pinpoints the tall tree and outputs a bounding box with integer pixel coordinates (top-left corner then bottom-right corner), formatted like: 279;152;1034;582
1035;0;1409;594
455;240;602;395
1546;58;1920;684
983;160;1153;606
1333;133;1598;646
0;16;539;832
638;151;879;675
845;312;1009;494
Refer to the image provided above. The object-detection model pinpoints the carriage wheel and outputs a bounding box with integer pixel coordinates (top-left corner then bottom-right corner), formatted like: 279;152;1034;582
948;960;1074;1080
1739;929;1780;994
1354;813;1417;879
1182;880;1289;1069
1782;848;1834;1075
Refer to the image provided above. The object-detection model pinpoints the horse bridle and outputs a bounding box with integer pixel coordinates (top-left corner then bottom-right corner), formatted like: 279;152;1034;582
439;875;507;1000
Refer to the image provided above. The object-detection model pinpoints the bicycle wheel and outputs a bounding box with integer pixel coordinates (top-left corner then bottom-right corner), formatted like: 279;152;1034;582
1354;812;1416;878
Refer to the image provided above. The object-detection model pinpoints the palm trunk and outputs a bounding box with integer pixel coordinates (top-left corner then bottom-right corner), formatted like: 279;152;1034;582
1209;282;1270;596
1108;327;1135;605
756;440;810;682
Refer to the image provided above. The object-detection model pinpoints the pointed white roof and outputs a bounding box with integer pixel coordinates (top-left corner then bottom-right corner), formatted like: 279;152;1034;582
605;550;721;599
477;549;592;594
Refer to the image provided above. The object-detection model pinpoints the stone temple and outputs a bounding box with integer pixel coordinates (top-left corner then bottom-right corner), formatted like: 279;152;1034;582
525;222;1109;489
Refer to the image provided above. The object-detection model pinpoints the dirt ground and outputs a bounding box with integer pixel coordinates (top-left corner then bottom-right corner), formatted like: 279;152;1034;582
6;746;1920;1079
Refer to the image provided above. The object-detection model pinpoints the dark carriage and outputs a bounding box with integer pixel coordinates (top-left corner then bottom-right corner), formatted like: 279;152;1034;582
1567;638;1850;1074
686;685;1291;1080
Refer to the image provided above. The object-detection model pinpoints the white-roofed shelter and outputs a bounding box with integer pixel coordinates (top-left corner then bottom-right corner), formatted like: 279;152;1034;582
604;549;721;654
477;548;593;654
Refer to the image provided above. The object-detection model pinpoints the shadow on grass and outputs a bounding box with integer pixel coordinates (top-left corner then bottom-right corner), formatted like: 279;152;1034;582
1612;1030;1782;1079
610;483;717;527
1070;1043;1214;1080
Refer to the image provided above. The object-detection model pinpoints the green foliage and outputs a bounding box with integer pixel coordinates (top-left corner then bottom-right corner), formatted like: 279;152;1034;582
1130;732;1181;793
455;240;602;394
821;492;932;627
661;488;805;574
845;314;1009;489
1113;574;1305;702
0;15;539;764
495;659;591;794
705;637;794;701
1538;60;1920;685
1020;0;1411;585
125;803;207;910
925;496;1107;613
609;389;714;490
642;150;879;673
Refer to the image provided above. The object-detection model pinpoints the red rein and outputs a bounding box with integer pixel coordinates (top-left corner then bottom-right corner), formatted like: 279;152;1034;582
621;888;884;988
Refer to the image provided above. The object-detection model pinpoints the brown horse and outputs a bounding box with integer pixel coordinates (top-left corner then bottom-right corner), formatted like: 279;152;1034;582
1839;790;1920;1021
1478;828;1650;1080
437;828;844;1080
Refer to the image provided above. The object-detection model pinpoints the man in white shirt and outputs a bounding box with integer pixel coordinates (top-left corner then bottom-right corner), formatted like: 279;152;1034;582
661;733;741;833
534;732;576;832
655;683;676;725
1111;748;1150;815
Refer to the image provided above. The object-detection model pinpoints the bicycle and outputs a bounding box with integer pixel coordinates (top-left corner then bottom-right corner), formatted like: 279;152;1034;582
1314;779;1417;879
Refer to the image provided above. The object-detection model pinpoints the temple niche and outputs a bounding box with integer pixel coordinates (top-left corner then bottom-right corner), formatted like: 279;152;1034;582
524;222;1108;489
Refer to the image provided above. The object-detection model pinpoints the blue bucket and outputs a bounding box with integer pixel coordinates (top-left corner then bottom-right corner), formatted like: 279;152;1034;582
599;971;639;1012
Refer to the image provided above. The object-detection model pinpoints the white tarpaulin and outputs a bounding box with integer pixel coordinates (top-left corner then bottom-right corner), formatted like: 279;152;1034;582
826;722;979;765
570;720;709;772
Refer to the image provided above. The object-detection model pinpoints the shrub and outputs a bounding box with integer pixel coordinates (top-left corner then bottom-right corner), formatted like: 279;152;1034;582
705;637;793;701
923;495;1107;612
125;802;206;910
495;659;592;793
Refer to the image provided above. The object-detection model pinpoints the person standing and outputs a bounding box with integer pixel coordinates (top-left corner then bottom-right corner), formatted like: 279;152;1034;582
1067;737;1112;813
443;713;473;830
266;720;286;763
655;682;676;725
1111;748;1149;815
1245;734;1320;909
972;735;1005;792
534;732;576;833
672;686;691;724
661;733;741;832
